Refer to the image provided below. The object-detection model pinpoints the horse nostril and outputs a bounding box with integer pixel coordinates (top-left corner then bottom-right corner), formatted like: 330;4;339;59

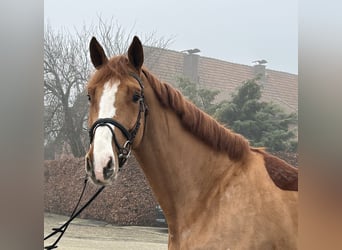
86;157;92;172
103;157;114;179
107;157;113;169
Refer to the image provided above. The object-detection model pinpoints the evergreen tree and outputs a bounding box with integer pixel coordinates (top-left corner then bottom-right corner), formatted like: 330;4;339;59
176;76;219;115
215;78;297;152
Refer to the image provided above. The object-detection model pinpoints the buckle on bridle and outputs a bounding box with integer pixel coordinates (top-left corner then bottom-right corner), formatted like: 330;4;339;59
119;140;132;158
118;140;132;169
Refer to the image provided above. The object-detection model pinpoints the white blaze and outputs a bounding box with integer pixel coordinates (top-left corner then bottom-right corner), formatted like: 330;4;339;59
93;80;120;181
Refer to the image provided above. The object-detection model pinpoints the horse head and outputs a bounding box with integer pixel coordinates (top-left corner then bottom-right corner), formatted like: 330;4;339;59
85;36;147;185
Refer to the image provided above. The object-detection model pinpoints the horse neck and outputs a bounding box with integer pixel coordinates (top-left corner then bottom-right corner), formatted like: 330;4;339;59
133;89;238;234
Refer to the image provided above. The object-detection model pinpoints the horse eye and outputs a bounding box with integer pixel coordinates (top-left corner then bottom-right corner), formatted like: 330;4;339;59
132;92;141;103
87;94;91;102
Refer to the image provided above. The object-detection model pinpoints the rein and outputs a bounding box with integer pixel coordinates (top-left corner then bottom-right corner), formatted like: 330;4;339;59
44;177;105;249
44;72;147;249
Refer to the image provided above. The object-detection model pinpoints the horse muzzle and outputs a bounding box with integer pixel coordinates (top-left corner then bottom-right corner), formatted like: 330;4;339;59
85;153;117;185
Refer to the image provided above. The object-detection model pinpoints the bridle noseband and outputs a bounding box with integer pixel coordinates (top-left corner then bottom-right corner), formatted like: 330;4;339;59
88;72;147;169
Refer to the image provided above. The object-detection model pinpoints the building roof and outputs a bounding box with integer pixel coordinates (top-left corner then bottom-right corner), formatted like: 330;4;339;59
143;46;297;113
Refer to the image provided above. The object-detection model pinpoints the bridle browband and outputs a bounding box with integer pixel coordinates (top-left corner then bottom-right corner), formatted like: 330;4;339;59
88;72;148;169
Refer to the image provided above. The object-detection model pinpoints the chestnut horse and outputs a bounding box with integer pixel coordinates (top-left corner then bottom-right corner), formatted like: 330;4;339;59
85;36;298;249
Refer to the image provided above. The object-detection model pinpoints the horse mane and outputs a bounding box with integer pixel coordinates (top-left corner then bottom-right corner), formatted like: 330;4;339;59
142;68;251;161
142;68;298;191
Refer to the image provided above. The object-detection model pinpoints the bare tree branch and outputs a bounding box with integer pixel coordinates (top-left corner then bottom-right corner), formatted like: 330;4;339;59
44;17;173;159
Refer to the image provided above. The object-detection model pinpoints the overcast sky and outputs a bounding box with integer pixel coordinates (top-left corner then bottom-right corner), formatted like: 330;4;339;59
44;0;297;74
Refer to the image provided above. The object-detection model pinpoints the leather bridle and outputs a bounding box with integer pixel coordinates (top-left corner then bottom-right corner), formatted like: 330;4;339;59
88;72;148;169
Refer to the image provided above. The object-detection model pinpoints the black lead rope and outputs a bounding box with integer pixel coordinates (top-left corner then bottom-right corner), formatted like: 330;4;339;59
44;177;105;249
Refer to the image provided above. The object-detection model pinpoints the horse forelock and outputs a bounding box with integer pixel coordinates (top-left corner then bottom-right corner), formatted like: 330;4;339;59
142;69;251;161
87;56;130;92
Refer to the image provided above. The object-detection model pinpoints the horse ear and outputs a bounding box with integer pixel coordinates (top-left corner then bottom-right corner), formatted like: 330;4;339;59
89;37;108;69
128;36;144;71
